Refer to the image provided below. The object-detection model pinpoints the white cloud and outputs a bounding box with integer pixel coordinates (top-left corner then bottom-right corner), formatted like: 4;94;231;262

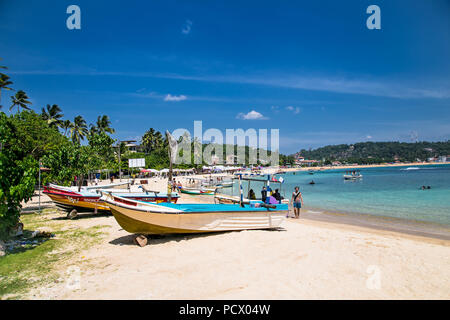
13;68;449;99
236;110;268;120
182;20;192;34
286;106;301;114
164;94;187;102
366;135;372;139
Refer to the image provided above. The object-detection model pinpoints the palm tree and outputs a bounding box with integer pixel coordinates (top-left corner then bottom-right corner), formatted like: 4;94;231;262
95;115;115;134
70;115;88;145
89;123;98;136
0;73;13;110
61;119;73;136
41;104;64;128
142;128;156;153
154;131;164;149
10;90;31;113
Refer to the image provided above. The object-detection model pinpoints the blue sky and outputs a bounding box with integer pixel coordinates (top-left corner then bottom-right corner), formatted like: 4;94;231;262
1;0;449;153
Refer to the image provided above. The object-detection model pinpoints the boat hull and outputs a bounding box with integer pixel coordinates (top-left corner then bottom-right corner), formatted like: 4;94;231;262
44;187;179;213
343;175;362;180
46;192;110;213
180;188;214;195
108;202;286;235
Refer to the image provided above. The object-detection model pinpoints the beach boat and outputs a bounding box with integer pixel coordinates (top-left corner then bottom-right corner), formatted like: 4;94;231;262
179;177;220;195
104;193;288;236
179;186;215;195
43;184;179;218
343;170;363;180
46;181;130;193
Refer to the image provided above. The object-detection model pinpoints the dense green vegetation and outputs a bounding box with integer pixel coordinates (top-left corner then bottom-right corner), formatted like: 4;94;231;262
0;113;38;238
297;141;450;164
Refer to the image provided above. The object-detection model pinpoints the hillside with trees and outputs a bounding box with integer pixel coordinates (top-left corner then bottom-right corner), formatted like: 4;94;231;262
296;141;450;164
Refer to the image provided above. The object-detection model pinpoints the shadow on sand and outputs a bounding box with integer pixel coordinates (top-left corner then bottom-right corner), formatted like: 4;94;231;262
51;212;112;221
21;204;55;214
109;227;287;246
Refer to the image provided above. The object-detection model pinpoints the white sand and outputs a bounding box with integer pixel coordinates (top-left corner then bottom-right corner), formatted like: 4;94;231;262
20;178;450;300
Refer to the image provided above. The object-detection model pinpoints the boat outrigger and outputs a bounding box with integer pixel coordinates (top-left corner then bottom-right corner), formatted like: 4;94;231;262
44;183;179;219
104;193;288;237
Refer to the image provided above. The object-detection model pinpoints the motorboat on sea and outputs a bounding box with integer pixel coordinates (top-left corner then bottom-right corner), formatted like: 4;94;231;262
343;170;363;180
103;193;288;237
43;183;179;219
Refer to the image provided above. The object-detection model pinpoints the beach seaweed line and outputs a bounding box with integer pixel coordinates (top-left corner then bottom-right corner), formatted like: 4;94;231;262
0;208;110;299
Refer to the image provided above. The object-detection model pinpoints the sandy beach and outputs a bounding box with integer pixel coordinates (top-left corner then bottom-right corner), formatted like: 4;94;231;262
14;177;450;300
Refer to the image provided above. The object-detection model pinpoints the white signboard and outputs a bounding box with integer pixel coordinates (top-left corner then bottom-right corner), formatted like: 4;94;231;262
128;158;145;168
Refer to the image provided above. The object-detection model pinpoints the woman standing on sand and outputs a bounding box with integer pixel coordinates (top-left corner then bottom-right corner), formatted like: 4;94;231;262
290;186;304;219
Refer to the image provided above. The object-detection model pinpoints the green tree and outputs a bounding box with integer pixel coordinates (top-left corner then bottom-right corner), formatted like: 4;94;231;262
41;143;91;187
142;128;164;154
10;90;31;113
87;131;116;170
10;110;70;160
61;119;72;136
0;73;13;110
70;115;88;145
0;113;38;239
92;115;115;134
41;104;64;128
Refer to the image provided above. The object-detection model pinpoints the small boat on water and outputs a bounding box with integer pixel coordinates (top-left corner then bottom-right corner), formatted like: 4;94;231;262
44;183;179;218
103;193;288;236
343;170;363;180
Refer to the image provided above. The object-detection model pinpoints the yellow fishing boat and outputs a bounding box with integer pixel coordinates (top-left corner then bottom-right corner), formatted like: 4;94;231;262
104;193;287;235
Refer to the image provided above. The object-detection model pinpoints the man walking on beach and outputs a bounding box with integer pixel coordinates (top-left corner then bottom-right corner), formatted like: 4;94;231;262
291;186;304;219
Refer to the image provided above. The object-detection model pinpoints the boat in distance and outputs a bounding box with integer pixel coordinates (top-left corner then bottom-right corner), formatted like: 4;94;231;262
103;193;288;235
343;170;363;180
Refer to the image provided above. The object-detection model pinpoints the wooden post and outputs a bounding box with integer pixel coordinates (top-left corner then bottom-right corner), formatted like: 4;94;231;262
166;132;173;203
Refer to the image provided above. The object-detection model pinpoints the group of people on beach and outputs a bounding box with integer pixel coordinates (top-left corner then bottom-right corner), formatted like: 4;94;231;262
247;186;304;219
169;178;182;191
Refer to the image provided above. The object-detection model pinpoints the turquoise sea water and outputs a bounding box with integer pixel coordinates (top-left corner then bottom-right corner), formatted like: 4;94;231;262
231;164;450;226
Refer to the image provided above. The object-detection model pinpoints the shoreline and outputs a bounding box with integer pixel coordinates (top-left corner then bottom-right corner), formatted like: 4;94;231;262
279;161;450;172
181;190;450;243
177;190;450;243
26;175;450;242
297;206;450;243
